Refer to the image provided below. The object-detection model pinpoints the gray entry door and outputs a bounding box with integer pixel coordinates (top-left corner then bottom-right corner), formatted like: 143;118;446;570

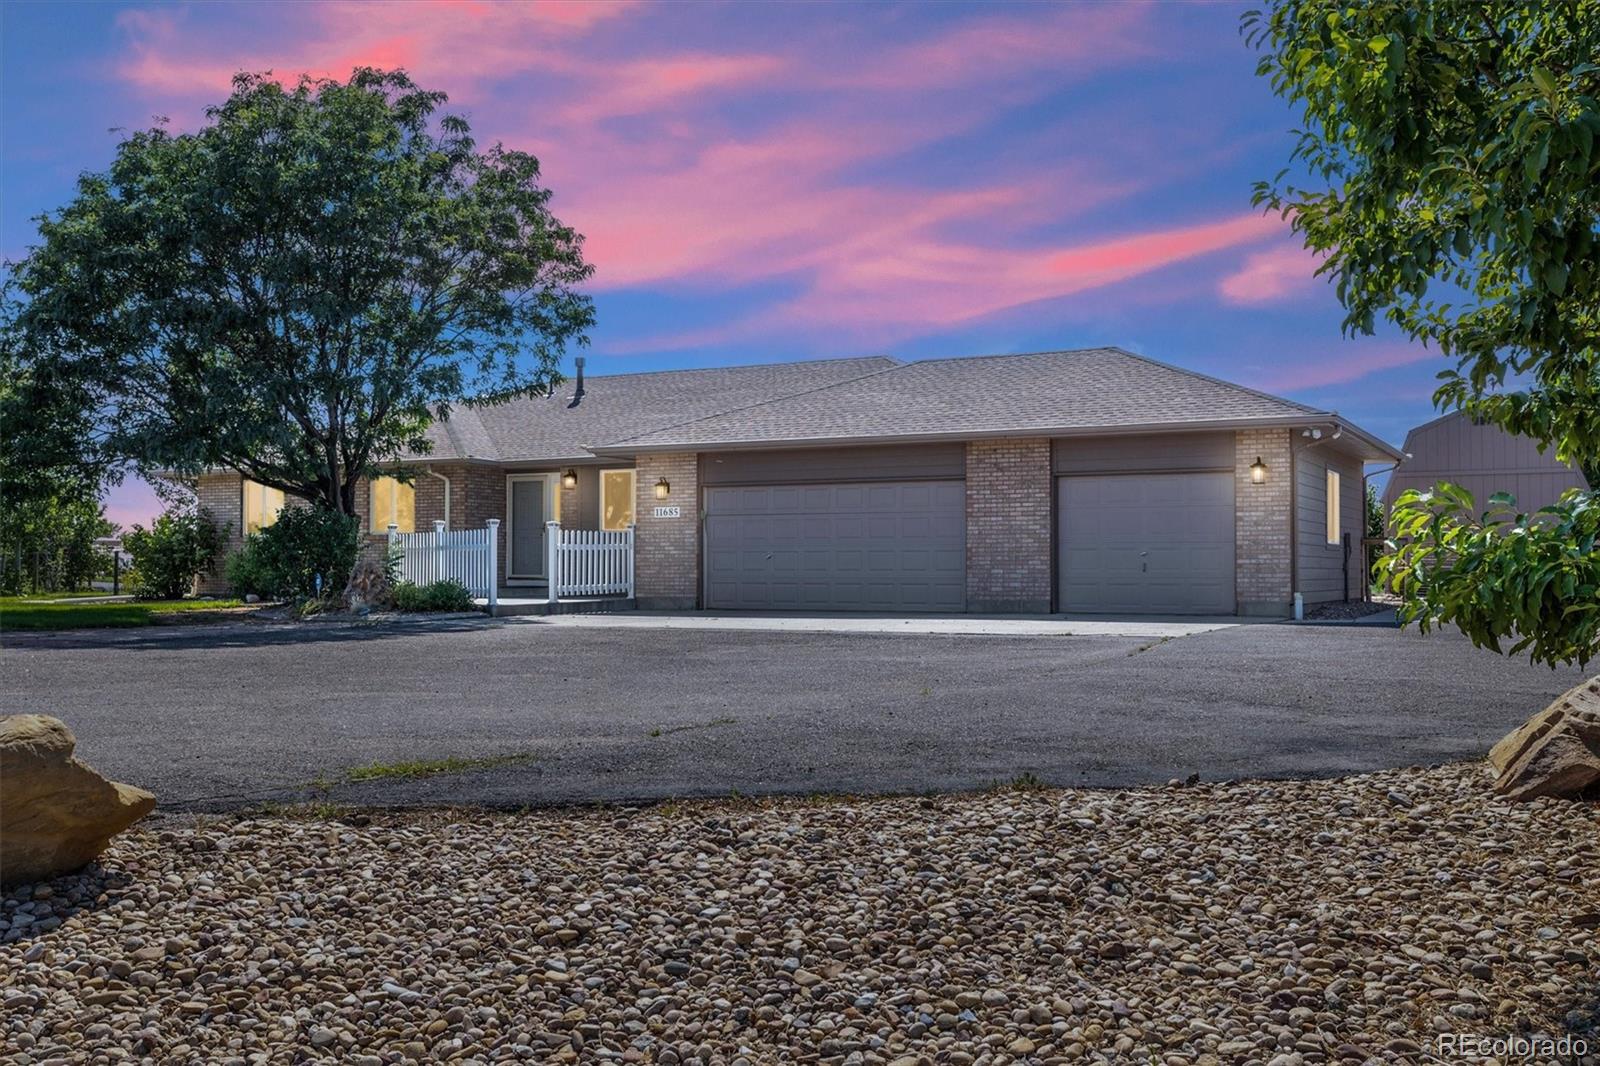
705;481;965;611
1057;473;1235;614
508;478;548;580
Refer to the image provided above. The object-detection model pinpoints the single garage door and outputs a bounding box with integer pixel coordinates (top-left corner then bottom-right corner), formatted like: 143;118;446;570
1057;472;1235;614
705;481;965;611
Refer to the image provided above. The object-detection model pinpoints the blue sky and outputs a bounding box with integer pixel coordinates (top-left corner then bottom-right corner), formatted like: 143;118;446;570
2;1;1440;527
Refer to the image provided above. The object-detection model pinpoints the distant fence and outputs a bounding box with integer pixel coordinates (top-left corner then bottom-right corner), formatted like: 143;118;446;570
547;522;633;601
389;520;498;608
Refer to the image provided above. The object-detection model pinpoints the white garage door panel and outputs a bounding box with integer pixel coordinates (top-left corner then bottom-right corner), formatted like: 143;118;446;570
1057;473;1235;614
705;480;965;611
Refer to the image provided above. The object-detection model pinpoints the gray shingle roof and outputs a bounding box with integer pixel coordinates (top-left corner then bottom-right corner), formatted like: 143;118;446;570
599;348;1326;451
409;347;1399;463
412;356;899;462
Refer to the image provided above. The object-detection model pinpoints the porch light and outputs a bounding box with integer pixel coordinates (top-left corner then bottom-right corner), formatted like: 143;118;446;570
1250;456;1268;484
654;476;671;499
561;468;578;490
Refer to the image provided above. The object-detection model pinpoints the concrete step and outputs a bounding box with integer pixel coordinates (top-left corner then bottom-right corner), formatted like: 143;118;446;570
488;596;635;618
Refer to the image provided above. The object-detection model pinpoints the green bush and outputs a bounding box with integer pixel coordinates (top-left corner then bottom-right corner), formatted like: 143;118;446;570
122;508;226;599
391;579;474;613
236;506;361;600
224;538;273;599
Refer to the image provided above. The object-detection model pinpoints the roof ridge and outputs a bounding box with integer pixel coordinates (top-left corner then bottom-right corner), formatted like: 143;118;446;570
1100;346;1326;417
900;345;1122;366
599;359;913;448
566;354;900;384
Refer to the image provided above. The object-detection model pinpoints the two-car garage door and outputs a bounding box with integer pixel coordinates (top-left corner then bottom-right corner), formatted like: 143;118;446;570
704;481;965;611
698;441;1236;614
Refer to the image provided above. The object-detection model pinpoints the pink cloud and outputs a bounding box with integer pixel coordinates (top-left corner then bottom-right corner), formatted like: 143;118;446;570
114;1;636;100
1262;344;1437;392
1218;241;1325;304
559;54;786;123
103;1;1271;357
833;3;1155;90
616;211;1283;353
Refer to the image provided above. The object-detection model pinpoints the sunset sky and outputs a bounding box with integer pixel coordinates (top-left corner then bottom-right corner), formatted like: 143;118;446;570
3;1;1441;528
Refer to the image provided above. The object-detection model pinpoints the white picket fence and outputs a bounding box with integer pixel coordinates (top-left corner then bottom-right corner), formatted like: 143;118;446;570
546;521;634;601
389;519;499;609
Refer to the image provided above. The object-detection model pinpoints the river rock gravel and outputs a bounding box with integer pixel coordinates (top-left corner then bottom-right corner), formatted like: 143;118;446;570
3;763;1597;1064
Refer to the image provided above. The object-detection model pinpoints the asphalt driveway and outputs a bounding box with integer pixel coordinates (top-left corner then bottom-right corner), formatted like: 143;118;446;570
0;617;1584;810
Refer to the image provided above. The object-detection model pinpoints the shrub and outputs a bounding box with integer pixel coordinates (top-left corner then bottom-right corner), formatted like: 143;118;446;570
241;506;361;600
391;579;474;613
122;508;226;599
224;538;273;599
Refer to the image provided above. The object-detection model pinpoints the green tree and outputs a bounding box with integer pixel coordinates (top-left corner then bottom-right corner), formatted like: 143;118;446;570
1364;483;1385;586
122;507;227;600
1246;1;1600;668
0;494;115;595
5;68;594;517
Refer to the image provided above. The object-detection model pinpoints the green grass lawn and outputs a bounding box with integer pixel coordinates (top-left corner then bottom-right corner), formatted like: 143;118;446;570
0;596;246;631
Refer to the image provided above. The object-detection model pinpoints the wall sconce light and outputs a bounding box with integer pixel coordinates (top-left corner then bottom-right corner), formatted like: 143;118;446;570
561;468;578;490
1250;457;1268;484
654;477;671;499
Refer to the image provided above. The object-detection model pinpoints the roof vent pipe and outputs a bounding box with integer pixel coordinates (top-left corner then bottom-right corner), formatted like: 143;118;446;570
569;357;586;408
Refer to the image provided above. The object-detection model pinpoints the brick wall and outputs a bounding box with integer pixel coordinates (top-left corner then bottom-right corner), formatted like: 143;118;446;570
633;453;698;609
194;472;244;595
964;438;1053;613
1235;428;1293;615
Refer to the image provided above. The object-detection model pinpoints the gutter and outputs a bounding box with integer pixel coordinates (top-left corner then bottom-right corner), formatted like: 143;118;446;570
588;414;1405;461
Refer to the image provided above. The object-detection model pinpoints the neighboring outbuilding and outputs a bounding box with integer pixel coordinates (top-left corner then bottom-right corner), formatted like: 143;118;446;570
1382;411;1589;517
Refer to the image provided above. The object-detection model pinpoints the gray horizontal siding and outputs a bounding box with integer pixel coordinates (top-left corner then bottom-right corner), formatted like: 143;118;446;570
1295;446;1364;604
1053;431;1233;474
699;443;965;486
1385;471;1586;516
1382;413;1588;511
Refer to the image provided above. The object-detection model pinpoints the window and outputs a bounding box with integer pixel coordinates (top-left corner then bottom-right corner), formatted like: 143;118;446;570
369;476;415;534
1325;469;1342;544
242;480;284;534
601;469;636;531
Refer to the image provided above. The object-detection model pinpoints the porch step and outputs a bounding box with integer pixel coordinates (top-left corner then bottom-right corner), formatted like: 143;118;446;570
486;595;636;618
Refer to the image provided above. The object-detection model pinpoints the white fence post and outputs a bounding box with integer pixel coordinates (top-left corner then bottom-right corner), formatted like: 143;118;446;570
626;523;636;599
486;519;499;612
432;519;446;585
546;520;561;603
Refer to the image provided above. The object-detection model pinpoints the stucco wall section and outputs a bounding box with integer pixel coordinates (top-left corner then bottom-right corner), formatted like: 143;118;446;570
1235;428;1293;615
965;438;1052;613
634;453;698;609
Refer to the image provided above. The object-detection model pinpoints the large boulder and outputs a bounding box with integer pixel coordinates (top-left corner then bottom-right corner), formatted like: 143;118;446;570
1;715;156;886
1487;676;1600;801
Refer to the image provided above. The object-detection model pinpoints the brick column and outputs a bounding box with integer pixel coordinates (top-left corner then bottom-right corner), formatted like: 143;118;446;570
634;453;699;609
194;472;244;595
559;476;581;528
413;468;449;529
1235;428;1293;615
964;438;1053;613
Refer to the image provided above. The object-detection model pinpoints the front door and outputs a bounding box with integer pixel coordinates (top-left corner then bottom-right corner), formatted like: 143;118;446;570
507;475;553;582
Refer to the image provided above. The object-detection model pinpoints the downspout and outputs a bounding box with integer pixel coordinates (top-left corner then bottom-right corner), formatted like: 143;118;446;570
1288;436;1298;617
426;468;452;527
1360;458;1406;602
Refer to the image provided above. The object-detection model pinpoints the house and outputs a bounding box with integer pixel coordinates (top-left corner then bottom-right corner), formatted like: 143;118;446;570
194;347;1400;616
1382;410;1590;517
